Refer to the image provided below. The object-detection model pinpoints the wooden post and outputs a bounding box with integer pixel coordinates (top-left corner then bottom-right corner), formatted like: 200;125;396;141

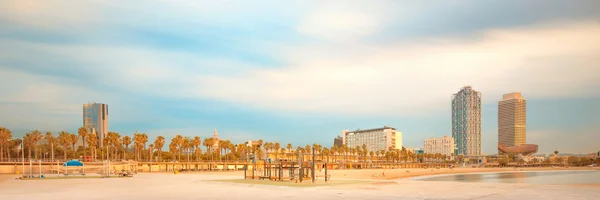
298;150;303;183
311;148;315;183
244;164;247;179
324;163;328;182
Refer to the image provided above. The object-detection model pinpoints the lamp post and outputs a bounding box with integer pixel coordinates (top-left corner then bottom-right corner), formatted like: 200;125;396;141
21;138;24;176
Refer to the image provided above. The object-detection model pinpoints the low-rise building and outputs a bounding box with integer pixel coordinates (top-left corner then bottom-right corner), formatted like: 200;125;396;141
424;136;454;156
341;126;402;153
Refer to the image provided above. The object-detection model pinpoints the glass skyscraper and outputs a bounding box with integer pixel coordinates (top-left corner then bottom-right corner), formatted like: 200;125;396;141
451;86;482;156
83;102;108;148
498;92;526;153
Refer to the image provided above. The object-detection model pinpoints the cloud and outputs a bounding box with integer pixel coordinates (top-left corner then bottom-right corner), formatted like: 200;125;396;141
194;21;600;115
0;67;107;131
296;6;385;41
2;0;600;147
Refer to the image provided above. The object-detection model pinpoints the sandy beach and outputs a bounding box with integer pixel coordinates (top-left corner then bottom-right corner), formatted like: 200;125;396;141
1;167;599;200
326;167;600;180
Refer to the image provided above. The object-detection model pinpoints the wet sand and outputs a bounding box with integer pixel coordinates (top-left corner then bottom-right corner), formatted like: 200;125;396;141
326;167;600;180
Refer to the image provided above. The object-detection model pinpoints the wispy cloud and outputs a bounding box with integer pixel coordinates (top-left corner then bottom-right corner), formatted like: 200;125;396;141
1;0;599;153
196;21;600;115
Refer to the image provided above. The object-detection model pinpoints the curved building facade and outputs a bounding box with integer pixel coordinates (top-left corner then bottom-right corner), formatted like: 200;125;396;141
497;142;538;156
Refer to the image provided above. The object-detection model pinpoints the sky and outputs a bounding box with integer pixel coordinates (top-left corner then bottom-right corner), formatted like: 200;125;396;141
1;0;599;154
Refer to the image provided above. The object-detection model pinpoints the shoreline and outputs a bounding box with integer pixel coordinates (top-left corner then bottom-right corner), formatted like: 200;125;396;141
325;167;600;180
406;169;600;180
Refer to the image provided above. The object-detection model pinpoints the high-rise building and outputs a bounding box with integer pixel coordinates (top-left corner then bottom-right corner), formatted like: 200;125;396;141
83;102;108;148
424;136;455;156
341;126;402;153
498;92;526;153
333;135;343;147
452;86;482;156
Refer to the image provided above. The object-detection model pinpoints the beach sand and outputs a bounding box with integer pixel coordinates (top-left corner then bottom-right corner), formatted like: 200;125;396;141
327;167;600;180
1;167;598;200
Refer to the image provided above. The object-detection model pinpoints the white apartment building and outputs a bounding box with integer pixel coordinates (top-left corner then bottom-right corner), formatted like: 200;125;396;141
424;136;454;156
341;126;402;152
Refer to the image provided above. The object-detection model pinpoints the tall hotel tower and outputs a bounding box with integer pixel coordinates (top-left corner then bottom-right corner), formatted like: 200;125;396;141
452;86;482;156
498;92;526;153
83;102;109;147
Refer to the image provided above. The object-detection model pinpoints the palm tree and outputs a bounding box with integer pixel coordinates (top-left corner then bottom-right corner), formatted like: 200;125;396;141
313;144;322;161
154;136;165;161
102;137;110;159
168;141;177;161
69;133;78;158
192;136;201;161
148;144;154;162
202;137;214;161
223;140;232;160
86;133;98;161
237;143;247;161
331;146;337;162
110;132;121;160
321;147;329;162
554;150;559;157
133;133;142;161
122;136;131;160
274;142;281;161
44;132;55;161
341;144;348;161
183;137;191;162
286;143;292;160
104;132;117;160
8;139;19;161
173;135;183;161
77;127;88;161
24;132;33;160
28;130;43;160
0;127;12;162
219;140;226;161
58;131;71;160
140;133;148;160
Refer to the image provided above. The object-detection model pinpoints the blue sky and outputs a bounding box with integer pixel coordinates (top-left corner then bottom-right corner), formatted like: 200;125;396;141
1;0;599;154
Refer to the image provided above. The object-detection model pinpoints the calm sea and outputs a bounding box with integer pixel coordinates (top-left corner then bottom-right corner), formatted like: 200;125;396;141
412;170;600;185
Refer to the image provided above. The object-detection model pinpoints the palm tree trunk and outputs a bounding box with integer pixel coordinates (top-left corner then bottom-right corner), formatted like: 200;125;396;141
83;139;86;162
50;143;54;162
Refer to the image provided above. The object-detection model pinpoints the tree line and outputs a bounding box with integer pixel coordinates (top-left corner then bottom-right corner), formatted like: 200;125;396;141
0;126;454;163
3;126;597;165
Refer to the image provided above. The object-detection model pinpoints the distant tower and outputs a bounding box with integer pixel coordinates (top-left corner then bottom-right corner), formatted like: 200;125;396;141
498;92;527;154
213;128;219;139
83;102;108;148
452;86;482;156
212;128;220;151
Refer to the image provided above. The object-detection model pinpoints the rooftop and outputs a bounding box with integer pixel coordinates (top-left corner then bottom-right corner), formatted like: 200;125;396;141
346;126;396;134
